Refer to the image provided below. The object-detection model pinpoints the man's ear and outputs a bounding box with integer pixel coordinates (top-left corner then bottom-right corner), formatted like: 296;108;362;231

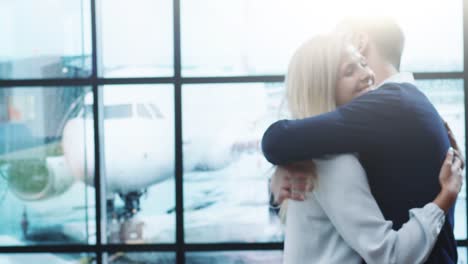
355;33;370;54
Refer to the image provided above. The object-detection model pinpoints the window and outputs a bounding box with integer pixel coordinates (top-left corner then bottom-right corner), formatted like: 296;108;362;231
0;0;91;79
0;87;94;246
418;79;466;239
98;0;173;77
0;0;466;263
101;85;175;244
181;0;462;76
183;83;283;243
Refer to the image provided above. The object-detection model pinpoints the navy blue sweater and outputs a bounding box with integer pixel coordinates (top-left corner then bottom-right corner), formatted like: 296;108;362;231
262;82;457;263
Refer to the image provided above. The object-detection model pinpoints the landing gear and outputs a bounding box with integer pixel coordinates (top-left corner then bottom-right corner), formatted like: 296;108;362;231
21;206;29;239
119;191;144;219
107;190;146;243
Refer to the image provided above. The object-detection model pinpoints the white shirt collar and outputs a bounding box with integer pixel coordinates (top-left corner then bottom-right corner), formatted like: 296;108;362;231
378;72;416;87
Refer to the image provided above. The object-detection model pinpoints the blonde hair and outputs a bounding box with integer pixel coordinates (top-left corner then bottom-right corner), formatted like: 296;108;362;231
279;33;347;222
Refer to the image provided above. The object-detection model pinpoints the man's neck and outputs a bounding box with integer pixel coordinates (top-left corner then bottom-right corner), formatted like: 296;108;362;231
373;63;399;86
365;47;399;86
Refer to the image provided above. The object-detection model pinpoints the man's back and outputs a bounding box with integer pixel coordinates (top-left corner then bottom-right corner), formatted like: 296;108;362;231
359;83;456;263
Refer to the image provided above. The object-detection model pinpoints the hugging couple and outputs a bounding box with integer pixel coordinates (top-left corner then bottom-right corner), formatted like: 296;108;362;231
261;17;464;264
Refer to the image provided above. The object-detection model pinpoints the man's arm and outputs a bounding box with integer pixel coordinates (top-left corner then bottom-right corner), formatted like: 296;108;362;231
262;84;404;165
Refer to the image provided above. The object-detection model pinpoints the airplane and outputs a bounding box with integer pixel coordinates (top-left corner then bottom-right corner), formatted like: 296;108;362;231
3;87;263;243
61;89;175;221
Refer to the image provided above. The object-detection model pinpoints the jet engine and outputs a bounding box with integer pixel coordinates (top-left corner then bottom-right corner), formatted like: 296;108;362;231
8;156;75;201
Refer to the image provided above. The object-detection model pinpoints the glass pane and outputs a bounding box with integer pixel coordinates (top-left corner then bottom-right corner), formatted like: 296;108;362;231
183;83;284;243
0;87;95;245
98;0;173;77
0;253;95;264
459;247;467;264
181;0;462;76
104;252;175;263
399;1;463;72
417;79;466;239
101;85;175;244
186;251;282;264
0;0;92;79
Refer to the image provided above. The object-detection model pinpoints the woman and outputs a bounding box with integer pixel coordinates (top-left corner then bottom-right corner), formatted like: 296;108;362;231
277;33;463;264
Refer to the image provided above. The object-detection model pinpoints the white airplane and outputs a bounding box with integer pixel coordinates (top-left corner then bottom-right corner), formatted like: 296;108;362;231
6;89;176;219
4;86;265;243
59;88;246;222
62;90;175;196
60;88;257;183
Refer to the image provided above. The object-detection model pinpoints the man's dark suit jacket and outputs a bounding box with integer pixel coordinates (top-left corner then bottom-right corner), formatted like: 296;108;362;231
262;82;457;263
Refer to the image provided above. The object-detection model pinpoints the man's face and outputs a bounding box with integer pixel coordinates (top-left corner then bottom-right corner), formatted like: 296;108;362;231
335;45;375;106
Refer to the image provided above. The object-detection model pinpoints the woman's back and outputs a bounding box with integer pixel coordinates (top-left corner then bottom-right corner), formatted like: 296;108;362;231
283;154;363;264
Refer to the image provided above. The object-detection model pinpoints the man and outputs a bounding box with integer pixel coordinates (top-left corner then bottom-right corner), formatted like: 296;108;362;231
263;17;459;263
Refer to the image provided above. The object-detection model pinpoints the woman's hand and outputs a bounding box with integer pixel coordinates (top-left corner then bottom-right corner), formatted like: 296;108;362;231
434;147;464;213
444;120;465;169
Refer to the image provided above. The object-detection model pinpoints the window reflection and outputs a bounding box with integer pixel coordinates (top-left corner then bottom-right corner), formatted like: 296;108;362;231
182;83;285;243
0;87;95;245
